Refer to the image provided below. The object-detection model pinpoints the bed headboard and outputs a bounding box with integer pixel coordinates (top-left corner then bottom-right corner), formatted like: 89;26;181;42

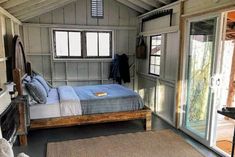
12;35;31;96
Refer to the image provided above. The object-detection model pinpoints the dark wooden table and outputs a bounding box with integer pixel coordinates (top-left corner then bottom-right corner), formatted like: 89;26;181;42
218;110;235;157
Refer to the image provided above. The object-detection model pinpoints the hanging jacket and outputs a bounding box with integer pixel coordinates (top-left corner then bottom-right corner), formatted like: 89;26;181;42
109;54;130;84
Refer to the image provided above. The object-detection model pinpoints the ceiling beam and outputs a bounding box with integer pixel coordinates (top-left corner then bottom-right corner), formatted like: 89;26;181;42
8;0;48;14
1;0;31;9
158;0;172;5
13;0;63;17
139;0;162;8
116;0;146;13
0;0;8;4
127;0;154;11
0;6;21;24
19;0;76;21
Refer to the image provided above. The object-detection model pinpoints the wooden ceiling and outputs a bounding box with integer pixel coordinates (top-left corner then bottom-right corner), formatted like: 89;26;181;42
0;0;175;22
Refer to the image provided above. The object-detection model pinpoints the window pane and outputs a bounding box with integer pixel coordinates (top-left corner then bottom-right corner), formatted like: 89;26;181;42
151;45;161;55
155;56;160;65
150;65;155;74
86;32;98;56
151;56;156;64
99;33;110;56
152;36;161;45
155;66;160;75
55;31;68;56
69;32;81;56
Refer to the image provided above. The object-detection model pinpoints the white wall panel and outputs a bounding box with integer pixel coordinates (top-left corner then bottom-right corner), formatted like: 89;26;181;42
117;30;129;53
40;28;50;53
42;56;51;80
64;3;76;25
137;2;180;126
54;62;66;80
39;12;53;23
52;8;64;24
28;27;41;53
119;5;129;26
23;0;138;88
75;0;87;25
88;62;101;79
67;63;78;79
165;32;179;81
108;0;119;26
77;62;89;79
28;56;43;74
157;81;175;124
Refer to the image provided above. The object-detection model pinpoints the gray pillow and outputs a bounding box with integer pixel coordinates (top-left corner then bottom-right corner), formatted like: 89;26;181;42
25;79;47;104
34;75;51;95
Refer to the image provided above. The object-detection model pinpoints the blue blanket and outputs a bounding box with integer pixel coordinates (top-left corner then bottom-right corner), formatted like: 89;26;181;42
73;84;144;115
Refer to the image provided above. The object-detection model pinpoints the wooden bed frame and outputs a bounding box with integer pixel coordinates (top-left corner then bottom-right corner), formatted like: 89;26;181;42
12;35;152;146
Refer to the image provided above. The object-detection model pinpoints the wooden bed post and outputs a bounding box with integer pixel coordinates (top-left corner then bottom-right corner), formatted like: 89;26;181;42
13;68;28;146
145;111;152;131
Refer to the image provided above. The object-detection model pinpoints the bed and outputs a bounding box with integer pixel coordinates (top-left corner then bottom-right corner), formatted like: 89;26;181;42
12;35;152;146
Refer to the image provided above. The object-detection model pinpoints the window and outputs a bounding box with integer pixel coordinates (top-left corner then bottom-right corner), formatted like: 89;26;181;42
53;30;112;59
86;32;111;57
54;30;81;58
149;35;162;76
91;0;104;18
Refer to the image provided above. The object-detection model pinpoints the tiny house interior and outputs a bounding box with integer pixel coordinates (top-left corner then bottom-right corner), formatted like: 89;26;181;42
0;0;234;157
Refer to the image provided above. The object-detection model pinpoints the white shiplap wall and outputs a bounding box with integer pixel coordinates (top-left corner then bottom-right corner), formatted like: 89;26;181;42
137;2;181;126
22;0;138;88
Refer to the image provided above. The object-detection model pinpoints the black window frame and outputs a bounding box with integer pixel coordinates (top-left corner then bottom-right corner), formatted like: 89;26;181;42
53;30;83;59
149;35;162;76
53;29;112;59
85;31;112;58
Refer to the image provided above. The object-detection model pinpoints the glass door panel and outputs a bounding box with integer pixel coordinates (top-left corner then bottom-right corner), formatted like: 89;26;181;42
185;18;217;138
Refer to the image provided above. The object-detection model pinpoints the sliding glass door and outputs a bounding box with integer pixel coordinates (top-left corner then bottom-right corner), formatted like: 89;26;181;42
181;15;223;145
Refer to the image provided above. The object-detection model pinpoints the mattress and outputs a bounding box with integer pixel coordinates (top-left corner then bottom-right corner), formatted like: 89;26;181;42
30;88;60;119
73;84;144;115
29;84;144;119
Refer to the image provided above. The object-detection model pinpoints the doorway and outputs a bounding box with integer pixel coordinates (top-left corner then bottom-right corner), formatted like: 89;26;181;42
214;10;235;156
181;14;222;146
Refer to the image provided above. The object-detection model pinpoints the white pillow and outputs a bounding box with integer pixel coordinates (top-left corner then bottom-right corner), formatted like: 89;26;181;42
0;138;14;157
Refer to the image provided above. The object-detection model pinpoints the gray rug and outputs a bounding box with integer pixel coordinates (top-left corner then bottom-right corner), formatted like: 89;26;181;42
47;130;205;157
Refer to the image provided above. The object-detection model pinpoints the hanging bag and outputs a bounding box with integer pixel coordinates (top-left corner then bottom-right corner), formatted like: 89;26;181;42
136;36;147;59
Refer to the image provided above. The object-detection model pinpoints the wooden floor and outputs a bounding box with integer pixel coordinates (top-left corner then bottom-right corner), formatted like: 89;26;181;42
13;115;219;157
216;116;235;155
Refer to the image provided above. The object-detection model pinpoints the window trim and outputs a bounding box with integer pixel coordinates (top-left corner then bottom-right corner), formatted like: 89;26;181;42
53;29;83;59
149;34;162;77
84;31;112;58
52;28;113;60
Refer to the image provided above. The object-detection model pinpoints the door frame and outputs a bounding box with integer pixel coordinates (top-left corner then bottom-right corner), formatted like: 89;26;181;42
179;12;224;147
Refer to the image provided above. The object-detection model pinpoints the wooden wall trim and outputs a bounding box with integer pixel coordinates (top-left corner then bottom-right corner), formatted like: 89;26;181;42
175;0;184;128
182;3;235;19
0;6;21;25
22;23;137;30
139;25;179;36
137;72;175;87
